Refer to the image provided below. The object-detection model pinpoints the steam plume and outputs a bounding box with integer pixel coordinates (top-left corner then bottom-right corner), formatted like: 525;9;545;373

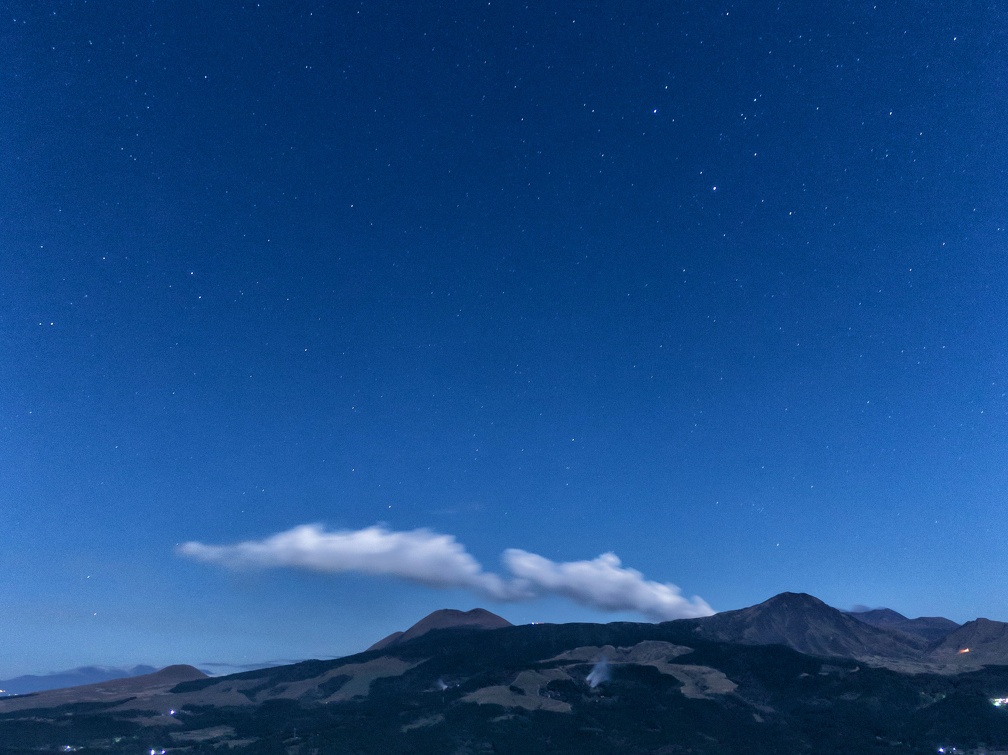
586;657;610;688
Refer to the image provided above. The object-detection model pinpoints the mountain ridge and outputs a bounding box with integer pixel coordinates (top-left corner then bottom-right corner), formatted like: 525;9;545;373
845;607;960;643
686;591;931;663
367;607;512;651
0;665;158;697
926;617;1008;668
2;595;1008;754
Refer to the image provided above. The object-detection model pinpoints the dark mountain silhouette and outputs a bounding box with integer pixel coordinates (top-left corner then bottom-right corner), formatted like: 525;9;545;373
689;592;929;661
4;597;1008;754
4;599;1008;755
367;607;512;651
846;607;959;643
0;664;157;696
927;617;1008;668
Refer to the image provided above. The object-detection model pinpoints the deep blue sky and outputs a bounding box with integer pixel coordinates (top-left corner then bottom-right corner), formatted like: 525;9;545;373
2;1;1006;676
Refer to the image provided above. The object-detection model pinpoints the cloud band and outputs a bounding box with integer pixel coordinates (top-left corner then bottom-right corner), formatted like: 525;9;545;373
178;524;713;621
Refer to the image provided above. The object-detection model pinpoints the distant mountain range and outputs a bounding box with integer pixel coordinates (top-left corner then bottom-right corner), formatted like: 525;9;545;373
0;665;157;697
845;606;961;643
3;594;1008;754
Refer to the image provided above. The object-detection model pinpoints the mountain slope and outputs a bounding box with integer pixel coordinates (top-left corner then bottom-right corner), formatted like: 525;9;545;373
0;664;206;712
367;607;512;651
690;592;929;661
927;618;1008;668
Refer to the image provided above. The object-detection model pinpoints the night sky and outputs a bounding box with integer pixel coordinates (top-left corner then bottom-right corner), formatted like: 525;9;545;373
3;1;1006;676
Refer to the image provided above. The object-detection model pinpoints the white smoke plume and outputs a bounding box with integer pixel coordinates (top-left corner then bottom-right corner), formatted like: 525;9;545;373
586;656;611;688
178;524;713;621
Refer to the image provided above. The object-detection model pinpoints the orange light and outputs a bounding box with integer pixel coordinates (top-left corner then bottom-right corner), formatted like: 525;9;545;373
958;648;970;654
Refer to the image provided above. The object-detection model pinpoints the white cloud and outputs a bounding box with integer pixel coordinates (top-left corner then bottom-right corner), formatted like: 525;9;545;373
178;524;512;599
178;524;712;621
502;549;713;620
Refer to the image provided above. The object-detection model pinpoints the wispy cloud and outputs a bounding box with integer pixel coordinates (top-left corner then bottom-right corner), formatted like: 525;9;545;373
178;524;713;621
